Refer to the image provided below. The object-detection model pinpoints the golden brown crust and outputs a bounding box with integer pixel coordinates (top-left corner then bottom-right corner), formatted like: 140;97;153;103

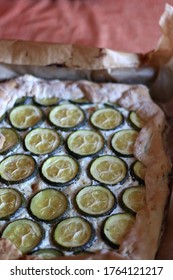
0;75;171;260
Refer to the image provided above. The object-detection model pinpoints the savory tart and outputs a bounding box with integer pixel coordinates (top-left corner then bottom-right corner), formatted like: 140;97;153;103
0;75;171;260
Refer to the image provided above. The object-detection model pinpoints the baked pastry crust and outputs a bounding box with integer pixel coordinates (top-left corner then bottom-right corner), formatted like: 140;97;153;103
0;75;171;260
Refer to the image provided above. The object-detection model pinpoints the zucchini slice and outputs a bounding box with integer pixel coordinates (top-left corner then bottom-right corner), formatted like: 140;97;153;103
34;96;60;106
29;188;68;222
90;107;123;130
32;248;63;259
75;185;116;217
89;155;127;185
67;130;105;158
128;111;146;130
9;105;44;130
0;154;37;185
130;160;146;183
41;155;79;186
119;186;146;214
1;218;43;254
53;217;94;251
0;188;23;219
49;103;85;130
101;213;135;248
0;128;20;155
111;129;138;157
24;128;61;155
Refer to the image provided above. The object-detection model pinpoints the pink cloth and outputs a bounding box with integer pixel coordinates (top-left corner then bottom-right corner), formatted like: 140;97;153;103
0;0;169;53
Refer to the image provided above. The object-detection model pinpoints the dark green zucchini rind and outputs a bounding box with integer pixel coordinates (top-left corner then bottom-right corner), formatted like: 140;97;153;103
0;154;38;185
48;103;86;131
32;248;64;259
73;250;95;256
66;130;105;159
28;188;69;223
9;105;44;131
24;128;62;156
88;155;128;186
74;185;117;217
0;188;24;220
52;217;95;252
40;155;80;187
0;128;21;155
119;186;146;215
1;218;44;254
69;97;92;105
103;102;120;109
101;213;135;249
90;107;124;131
33;96;60;107
110;129;139;158
128;111;146;131
130;160;146;185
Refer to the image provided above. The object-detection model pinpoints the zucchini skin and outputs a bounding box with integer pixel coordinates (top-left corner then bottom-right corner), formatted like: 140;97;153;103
51;216;95;252
40;171;80;187
69;97;92;105
27;188;69;223
73;250;95;256
103;102;118;108
110;145;134;158
74;185;117;217
0;154;38;185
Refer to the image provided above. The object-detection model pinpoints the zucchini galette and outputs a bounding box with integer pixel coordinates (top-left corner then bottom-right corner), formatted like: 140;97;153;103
0;75;171;260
